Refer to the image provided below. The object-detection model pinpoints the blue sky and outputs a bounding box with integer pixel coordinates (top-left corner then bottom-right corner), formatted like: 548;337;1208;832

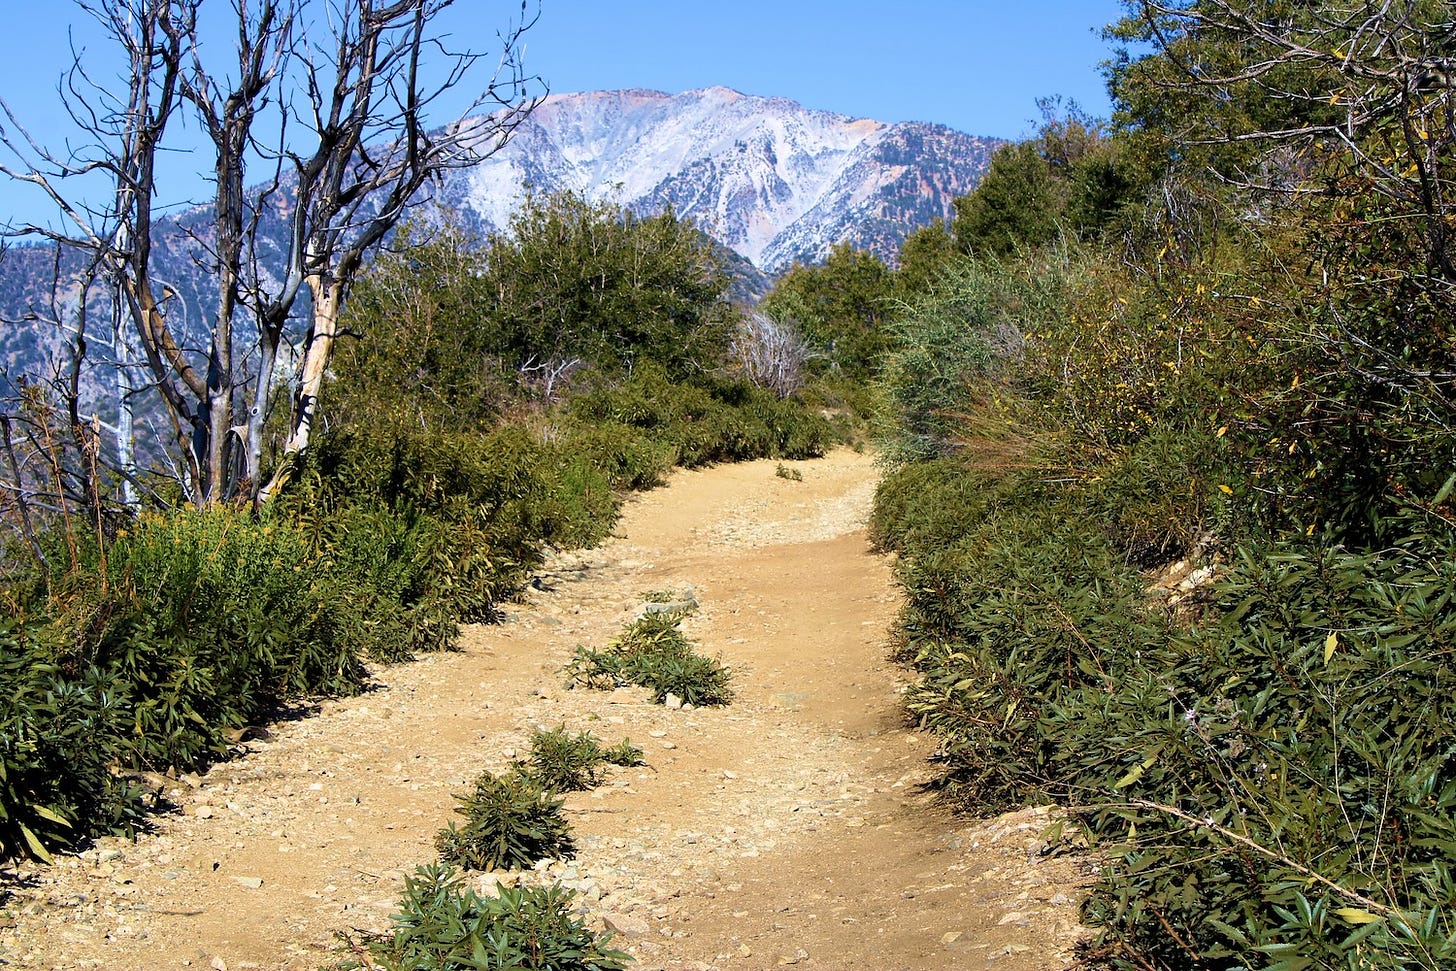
0;1;1126;228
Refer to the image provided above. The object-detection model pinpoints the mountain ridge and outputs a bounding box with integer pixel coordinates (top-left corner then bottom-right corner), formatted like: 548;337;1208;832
0;87;997;389
440;86;996;271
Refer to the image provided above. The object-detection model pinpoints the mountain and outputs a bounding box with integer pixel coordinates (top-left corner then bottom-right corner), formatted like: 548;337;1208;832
440;87;998;272
0;88;998;393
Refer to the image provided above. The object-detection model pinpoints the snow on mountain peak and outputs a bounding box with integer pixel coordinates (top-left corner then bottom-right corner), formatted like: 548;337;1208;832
448;88;997;271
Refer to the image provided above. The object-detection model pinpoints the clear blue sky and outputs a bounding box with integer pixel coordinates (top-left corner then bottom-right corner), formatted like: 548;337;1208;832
0;0;1126;229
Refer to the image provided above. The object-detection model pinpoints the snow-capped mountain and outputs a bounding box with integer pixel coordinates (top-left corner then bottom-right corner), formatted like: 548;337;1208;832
439;87;997;271
0;88;998;388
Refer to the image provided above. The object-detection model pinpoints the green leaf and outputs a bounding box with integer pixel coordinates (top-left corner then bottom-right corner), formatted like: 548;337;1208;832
31;805;72;828
1433;472;1456;506
1113;763;1145;789
19;823;53;864
1333;907;1384;925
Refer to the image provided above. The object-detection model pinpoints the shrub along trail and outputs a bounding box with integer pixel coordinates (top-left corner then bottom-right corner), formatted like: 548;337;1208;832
0;450;1084;970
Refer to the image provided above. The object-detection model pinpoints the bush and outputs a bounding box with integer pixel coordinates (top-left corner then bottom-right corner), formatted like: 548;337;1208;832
875;401;1456;967
41;510;366;771
567;610;733;708
338;863;629;971
1067;529;1456;967
435;771;576;872
569;364;832;468
0;623;145;862
518;727;644;793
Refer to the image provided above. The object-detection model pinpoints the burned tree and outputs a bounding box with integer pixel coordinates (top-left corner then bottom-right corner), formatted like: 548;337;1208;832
0;0;542;507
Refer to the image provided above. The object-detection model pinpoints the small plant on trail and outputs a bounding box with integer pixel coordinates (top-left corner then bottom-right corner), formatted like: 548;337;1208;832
775;463;803;481
335;862;629;971
435;771;575;871
566;610;733;707
519;726;644;792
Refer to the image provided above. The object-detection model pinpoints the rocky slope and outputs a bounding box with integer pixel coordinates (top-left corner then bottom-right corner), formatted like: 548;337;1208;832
445;87;997;271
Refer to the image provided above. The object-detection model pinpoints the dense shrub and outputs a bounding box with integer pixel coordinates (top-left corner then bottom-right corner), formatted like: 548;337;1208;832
435;771;576;872
569;364;832;468
0;624;144;862
1068;529;1456;967
338;863;629;971
876;241;1456;966
881;438;1456;966
40;510;366;771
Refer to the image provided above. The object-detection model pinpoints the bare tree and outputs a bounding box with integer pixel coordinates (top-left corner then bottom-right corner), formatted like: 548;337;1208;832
0;0;542;507
1117;1;1456;419
1124;1;1456;279
729;311;814;399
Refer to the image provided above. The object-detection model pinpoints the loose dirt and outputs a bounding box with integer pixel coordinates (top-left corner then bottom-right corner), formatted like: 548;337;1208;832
0;450;1087;970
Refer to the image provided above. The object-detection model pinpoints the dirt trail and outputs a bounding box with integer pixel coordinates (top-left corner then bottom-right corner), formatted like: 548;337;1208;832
0;450;1085;970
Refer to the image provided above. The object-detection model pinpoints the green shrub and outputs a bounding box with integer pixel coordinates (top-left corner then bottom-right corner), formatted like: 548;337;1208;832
554;421;673;492
877;445;1456;966
519;727;644;793
1065;529;1456;968
435;771;576;872
337;863;629;971
569;364;832;468
566;610;733;707
41;510;366;771
869;457;1017;555
0;623;145;862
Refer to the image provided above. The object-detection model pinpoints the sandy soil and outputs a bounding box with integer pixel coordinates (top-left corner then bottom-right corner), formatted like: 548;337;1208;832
0;449;1087;970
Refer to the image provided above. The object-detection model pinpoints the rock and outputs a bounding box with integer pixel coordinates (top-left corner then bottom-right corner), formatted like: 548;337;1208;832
233;876;264;889
194;807;214;819
643;600;696;616
941;931;963;946
664;693;684;710
603;912;652;938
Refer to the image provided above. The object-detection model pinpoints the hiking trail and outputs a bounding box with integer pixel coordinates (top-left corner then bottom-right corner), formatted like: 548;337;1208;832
1;450;1085;970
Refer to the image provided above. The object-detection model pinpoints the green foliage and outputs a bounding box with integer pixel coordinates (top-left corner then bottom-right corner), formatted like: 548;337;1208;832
435;772;576;872
330;220;505;431
874;255;1079;465
518;727;643;793
477;189;734;381
334;193;736;420
950;103;1136;257
954;141;1063;256
338;863;629;971
774;463;803;482
875;6;1456;969
0;622;144;862
567;610;733;708
880;441;1456;966
43;510;366;771
1069;529;1456;968
569;365;832;468
895;218;959;298
760;242;895;380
